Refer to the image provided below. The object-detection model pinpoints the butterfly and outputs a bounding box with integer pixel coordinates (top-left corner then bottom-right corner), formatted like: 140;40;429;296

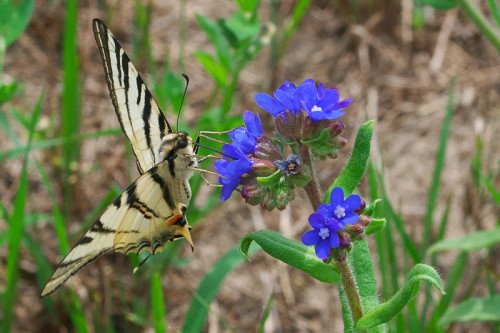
41;18;198;297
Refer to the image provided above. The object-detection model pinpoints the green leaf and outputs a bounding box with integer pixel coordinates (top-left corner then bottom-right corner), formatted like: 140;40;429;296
419;0;458;10
439;296;500;325
0;81;19;105
364;199;382;216
257;170;282;186
182;244;260;332
193;51;227;88
224;11;261;42
365;218;386;235
325;120;374;201
235;0;259;14
195;13;231;69
355;264;445;330
151;272;166;333
0;0;35;46
350;239;384;333
427;227;500;254
240;230;340;283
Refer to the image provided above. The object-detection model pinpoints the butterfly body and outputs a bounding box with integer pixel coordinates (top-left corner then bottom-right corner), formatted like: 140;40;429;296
40;19;196;297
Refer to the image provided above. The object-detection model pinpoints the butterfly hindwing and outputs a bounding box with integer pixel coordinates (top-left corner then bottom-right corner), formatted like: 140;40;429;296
92;18;171;174
40;165;193;297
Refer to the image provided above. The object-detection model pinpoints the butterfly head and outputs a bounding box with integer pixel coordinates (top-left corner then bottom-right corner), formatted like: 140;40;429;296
159;131;198;171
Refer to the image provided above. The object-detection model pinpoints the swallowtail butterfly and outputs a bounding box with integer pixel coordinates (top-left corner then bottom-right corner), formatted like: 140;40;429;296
41;19;197;297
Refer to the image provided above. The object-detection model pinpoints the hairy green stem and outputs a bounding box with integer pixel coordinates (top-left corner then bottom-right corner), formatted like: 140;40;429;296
299;144;364;325
337;258;364;325
459;0;500;53
299;144;322;210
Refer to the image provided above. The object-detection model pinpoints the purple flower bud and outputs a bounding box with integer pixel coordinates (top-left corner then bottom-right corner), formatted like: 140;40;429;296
354;200;366;214
251;159;277;176
358;215;371;227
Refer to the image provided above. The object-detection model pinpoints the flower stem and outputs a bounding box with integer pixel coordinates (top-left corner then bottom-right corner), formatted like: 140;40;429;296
299;144;322;210
336;257;364;325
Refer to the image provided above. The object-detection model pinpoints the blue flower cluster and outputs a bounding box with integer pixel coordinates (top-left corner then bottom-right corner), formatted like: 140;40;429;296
228;111;263;154
255;78;353;122
301;187;361;259
214;111;263;201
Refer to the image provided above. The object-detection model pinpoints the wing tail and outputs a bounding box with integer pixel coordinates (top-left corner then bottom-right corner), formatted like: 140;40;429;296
40;229;115;297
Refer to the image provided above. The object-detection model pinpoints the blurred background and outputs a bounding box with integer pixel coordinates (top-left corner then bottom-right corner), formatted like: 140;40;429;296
0;0;499;332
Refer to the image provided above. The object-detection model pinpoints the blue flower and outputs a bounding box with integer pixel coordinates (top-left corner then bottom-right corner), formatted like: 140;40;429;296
214;145;253;201
255;79;353;122
296;79;353;122
273;154;301;176
317;187;361;228
229;111;263;154
301;213;341;259
254;80;301;117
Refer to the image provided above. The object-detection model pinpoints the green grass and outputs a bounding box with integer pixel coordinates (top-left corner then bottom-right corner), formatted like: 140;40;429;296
2;94;41;333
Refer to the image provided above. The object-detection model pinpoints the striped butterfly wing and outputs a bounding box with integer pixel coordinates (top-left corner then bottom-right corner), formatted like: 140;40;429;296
40;165;193;297
93;18;171;174
41;20;196;297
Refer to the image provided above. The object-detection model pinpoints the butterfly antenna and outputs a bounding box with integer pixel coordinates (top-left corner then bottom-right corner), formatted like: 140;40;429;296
193;142;237;159
176;73;190;132
133;253;152;274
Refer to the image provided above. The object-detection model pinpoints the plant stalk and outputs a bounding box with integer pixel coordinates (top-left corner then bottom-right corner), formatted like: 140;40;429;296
299;144;322;210
337;257;364;325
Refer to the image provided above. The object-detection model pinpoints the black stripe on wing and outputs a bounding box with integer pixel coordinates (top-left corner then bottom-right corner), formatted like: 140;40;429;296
92;18;172;174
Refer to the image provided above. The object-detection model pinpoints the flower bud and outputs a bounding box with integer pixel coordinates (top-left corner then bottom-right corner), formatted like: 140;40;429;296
251;158;277;177
358;215;371;227
328;121;346;137
354;200;366;214
254;136;282;160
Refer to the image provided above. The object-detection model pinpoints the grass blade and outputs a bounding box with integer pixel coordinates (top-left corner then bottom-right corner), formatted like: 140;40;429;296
422;79;456;252
151;272;166;333
0;128;121;161
2;93;42;333
182;243;259;332
258;293;274;333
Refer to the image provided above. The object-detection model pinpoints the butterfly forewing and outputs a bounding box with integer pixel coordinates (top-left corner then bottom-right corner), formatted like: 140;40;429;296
92;18;171;174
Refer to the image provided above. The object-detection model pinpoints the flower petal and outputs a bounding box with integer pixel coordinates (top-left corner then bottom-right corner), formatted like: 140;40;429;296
329;187;345;207
317;88;340;112
315;239;331;259
301;230;319;246
337;98;354;109
341;212;359;226
220;180;240;201
344;194;361;211
328;232;340;248
296;79;318;111
308;213;326;229
323;109;345;120
255;93;284;116
243;111;263;137
316;205;333;220
308;111;328;122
